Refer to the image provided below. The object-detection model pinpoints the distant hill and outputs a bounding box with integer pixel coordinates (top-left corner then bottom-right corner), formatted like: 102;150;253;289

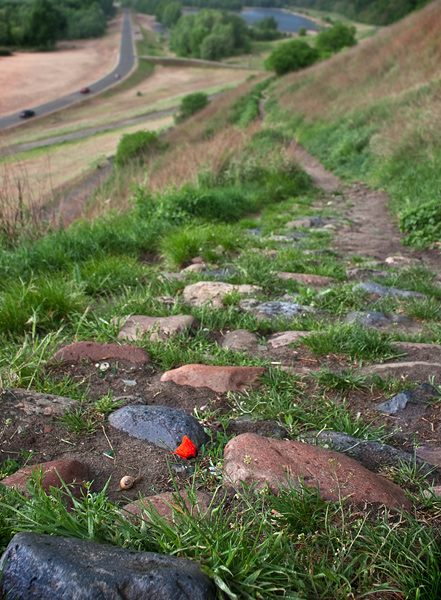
288;0;434;25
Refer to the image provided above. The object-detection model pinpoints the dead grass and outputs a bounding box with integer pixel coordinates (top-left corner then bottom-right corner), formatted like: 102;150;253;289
274;0;441;122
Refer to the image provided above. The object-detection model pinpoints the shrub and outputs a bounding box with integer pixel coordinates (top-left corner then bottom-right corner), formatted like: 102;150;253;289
399;199;441;247
115;131;164;166
0;48;12;56
315;22;357;56
175;92;209;124
264;39;319;75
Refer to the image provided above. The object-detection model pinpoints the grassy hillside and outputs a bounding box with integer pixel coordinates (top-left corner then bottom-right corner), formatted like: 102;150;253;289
267;0;441;247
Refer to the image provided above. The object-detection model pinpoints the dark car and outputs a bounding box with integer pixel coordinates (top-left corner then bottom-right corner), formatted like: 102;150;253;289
80;87;90;94
19;109;35;119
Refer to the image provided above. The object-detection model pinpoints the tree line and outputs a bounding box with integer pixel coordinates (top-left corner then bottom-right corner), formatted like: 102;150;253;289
122;0;434;25
0;0;115;50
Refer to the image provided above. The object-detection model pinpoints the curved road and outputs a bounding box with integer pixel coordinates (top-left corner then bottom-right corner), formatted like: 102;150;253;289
0;9;135;130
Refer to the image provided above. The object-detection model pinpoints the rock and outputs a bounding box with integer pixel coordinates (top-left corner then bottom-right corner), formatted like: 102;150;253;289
374;383;439;414
362;361;441;385
346;310;414;328
353;281;426;299
267;331;307;348
157;272;187;283
384;255;416;267
239;299;317;321
244;228;262;236
118;315;198;342
0;532;216;600
346;268;390;282
53;341;151;365
160;364;265;393
220;330;259;352
423;486;441;499
416;446;441;466
223;433;411;511
182;263;208;272
182;282;262;309
108;405;208;451
191;256;205;264
1;458;89;497
285;219;310;229
363;343;441;385
305;431;435;476
277;272;336;288
250;248;278;257
122;489;212;524
0;388;79;418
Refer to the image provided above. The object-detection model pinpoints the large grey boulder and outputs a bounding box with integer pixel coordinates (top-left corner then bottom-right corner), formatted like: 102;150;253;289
0;532;216;600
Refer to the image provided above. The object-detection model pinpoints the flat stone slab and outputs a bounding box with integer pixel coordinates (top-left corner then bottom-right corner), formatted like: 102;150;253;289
182;281;262;308
353;281;426;299
220;329;259;352
362;361;441;385
223;433;411;511
239;299;317;321
122;490;212;524
108;405;209;451
53;341;150;365
346;310;414;328
0;387;79;418
267;331;308;348
160;364;265;393
117;315;198;341
0;532;216;600
277;272;336;288
1;459;89;497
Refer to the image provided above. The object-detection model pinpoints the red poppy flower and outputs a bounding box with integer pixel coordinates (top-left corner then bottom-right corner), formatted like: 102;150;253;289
172;435;198;459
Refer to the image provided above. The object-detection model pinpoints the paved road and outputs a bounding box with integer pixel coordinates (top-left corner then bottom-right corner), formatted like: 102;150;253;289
0;9;135;130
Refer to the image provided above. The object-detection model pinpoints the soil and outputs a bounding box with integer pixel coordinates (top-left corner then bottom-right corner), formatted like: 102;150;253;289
1;117;441;513
0;15;122;118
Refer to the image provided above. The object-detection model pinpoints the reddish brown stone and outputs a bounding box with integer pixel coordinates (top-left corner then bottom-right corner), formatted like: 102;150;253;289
1;459;89;499
267;331;307;349
53;342;150;365
118;315;198;342
223;434;411;511
122;490;212;524
160;365;265;393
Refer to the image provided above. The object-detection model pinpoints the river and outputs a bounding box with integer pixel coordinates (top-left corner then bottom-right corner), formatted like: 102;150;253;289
182;7;318;33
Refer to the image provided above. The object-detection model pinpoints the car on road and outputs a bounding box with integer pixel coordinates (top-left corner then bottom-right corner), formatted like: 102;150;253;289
19;109;35;119
80;87;90;94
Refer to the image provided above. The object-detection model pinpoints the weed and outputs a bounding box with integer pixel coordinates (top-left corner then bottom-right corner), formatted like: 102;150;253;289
57;407;97;436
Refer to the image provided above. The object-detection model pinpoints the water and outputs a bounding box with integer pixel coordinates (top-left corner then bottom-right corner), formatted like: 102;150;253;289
183;7;318;33
239;7;318;33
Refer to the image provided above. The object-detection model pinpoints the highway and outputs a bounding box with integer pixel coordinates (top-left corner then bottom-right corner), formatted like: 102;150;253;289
0;9;135;130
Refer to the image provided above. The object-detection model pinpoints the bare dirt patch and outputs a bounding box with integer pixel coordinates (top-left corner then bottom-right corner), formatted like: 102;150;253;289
0;15;122;118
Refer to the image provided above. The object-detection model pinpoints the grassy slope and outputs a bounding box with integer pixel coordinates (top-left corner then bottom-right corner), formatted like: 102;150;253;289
267;0;441;246
3;7;441;598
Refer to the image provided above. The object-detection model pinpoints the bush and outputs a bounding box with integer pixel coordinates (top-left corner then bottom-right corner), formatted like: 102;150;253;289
0;48;12;56
264;39;319;75
315;22;357;56
175;92;209;124
115;131;164;166
399;199;441;247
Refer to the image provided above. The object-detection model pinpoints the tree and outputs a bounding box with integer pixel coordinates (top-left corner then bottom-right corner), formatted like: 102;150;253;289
23;0;58;49
156;1;181;28
264;39;319;75
315;22;357;55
